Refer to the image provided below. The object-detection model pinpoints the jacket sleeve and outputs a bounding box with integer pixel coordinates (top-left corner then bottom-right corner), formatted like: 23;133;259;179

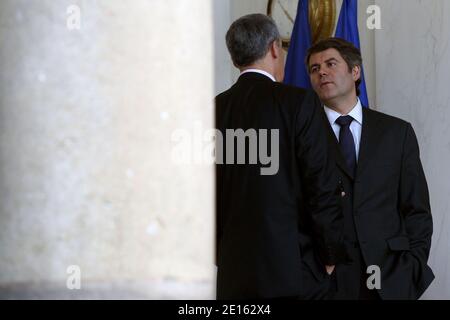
399;123;433;267
295;91;346;265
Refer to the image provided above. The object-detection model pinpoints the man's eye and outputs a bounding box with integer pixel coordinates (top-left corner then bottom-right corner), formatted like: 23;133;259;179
328;62;336;67
310;67;318;73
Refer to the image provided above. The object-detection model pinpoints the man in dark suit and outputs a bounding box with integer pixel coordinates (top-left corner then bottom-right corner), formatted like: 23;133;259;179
305;37;435;300
215;14;347;299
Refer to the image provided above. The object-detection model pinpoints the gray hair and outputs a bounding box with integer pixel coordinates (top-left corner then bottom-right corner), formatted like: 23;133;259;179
225;14;281;68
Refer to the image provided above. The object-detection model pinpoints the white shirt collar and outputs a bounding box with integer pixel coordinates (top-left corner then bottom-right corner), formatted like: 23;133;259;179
324;98;363;126
240;68;276;82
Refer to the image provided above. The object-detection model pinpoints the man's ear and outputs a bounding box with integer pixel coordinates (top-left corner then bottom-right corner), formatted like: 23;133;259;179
352;65;361;81
270;40;280;59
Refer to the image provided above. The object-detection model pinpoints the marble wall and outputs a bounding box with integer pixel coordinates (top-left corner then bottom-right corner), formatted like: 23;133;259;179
374;0;450;299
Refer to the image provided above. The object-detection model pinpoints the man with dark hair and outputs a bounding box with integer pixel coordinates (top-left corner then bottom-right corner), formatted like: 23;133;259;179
306;37;435;300
215;15;346;299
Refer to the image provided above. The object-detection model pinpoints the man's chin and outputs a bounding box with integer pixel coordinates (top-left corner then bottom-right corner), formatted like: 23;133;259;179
318;93;335;103
321;97;342;109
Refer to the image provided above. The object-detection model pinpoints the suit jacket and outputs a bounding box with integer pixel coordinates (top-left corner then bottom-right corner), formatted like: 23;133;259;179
319;106;435;300
215;72;346;299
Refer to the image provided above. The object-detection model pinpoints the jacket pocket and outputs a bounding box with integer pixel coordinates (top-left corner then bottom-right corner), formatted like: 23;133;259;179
386;235;410;251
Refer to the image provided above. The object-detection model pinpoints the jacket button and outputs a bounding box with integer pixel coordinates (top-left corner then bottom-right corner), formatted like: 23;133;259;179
341;191;346;197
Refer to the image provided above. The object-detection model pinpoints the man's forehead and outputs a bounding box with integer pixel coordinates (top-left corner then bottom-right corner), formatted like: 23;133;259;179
309;48;343;64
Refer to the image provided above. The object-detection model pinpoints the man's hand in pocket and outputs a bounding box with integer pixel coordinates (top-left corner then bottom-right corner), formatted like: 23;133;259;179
325;265;335;275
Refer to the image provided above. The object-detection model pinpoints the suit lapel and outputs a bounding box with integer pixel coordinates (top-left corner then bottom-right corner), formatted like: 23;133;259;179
355;108;380;179
352;108;386;208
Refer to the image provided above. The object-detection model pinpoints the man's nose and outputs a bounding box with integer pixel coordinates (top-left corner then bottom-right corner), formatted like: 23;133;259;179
319;68;328;77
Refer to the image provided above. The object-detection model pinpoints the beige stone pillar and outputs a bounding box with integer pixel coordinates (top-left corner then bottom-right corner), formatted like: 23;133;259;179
0;0;214;299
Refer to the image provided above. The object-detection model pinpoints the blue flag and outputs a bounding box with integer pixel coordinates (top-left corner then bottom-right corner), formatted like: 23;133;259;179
283;0;312;88
335;0;369;107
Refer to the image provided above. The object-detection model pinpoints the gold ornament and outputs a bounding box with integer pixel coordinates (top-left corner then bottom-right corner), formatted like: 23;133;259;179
309;0;336;44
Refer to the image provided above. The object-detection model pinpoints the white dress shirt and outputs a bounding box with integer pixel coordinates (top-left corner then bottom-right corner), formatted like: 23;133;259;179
240;68;276;82
324;98;363;161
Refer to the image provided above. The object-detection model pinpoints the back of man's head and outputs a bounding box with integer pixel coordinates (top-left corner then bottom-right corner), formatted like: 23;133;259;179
226;14;281;68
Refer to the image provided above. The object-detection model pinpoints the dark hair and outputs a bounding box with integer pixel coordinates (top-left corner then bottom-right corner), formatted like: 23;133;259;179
226;14;281;68
305;37;363;96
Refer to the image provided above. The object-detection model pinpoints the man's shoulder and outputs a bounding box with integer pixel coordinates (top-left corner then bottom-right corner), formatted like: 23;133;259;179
215;80;314;105
365;107;411;129
215;86;233;102
271;83;323;115
272;82;309;99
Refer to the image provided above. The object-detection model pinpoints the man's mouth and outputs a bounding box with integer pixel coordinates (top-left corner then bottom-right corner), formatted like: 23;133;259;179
320;81;333;87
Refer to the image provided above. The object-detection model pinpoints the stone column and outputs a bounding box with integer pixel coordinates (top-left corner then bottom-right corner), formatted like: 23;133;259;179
0;0;214;299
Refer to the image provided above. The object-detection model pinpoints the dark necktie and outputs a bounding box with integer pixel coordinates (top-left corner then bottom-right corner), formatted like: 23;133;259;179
335;115;356;176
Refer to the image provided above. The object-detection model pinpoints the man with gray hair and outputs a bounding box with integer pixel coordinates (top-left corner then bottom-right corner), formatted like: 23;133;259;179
215;14;347;299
